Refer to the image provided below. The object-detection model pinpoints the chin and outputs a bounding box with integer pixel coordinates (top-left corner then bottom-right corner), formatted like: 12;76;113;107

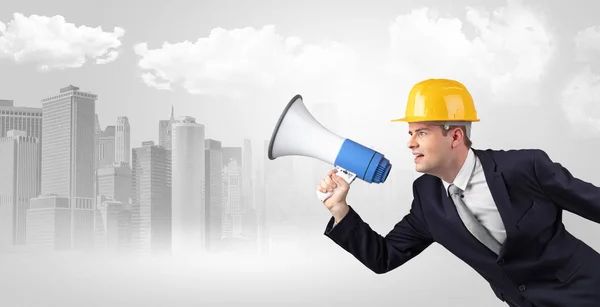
414;162;431;173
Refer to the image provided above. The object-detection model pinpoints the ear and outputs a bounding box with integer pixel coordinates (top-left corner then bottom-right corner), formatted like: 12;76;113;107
451;127;464;148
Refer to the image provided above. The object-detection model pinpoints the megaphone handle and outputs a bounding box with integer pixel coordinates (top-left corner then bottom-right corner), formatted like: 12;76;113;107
316;166;357;202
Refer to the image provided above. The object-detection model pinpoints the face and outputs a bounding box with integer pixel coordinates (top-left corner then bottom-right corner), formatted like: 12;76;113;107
407;122;453;174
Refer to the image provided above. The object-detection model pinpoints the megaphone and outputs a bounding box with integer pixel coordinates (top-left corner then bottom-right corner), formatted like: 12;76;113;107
268;94;392;202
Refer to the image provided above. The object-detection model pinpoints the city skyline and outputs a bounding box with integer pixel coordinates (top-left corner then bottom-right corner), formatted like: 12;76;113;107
0;84;265;256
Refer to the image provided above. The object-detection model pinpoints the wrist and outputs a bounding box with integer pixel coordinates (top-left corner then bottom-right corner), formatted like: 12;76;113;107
330;203;349;223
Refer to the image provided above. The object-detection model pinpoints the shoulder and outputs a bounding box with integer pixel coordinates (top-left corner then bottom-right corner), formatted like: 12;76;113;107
413;173;438;186
413;173;441;196
473;147;544;157
473;148;555;183
473;147;548;165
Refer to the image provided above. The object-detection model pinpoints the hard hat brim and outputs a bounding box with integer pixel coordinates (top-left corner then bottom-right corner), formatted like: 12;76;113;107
390;118;480;123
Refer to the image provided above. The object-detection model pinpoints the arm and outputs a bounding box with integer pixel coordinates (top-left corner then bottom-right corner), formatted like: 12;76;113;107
324;183;434;274
533;149;600;223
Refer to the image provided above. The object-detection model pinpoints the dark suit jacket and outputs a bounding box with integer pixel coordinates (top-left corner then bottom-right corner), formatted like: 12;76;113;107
324;148;600;307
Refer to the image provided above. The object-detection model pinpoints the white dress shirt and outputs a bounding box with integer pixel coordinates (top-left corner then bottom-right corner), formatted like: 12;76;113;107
441;148;507;244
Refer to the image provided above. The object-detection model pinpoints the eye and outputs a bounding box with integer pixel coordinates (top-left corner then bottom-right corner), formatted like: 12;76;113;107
418;131;427;137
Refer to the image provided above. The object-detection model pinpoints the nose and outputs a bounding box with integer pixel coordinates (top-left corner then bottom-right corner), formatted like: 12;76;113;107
407;134;418;149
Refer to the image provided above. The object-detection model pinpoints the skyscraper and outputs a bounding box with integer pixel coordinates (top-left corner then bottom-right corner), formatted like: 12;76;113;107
222;159;242;238
205;139;223;252
0;100;43;197
115;116;130;166
0;130;40;247
0;99;42;140
97;162;132;202
131;141;171;255
171;116;205;254
39;85;96;198
242;139;253;212
94;114;102;171
27;85;96;250
159;105;175;150
241;139;257;247
98;126;116;168
221;146;243;239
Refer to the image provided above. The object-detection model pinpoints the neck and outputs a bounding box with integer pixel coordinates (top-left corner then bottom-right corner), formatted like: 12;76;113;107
437;147;469;183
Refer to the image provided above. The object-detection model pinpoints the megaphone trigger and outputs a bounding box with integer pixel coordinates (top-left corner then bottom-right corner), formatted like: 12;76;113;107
316;165;357;202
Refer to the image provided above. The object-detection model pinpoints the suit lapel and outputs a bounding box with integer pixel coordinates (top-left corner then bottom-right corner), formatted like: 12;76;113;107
472;149;518;259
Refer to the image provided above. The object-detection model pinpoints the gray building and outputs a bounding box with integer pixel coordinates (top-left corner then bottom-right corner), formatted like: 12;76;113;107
171;116;205;254
205;139;223;252
158;105;175;150
0;130;40;247
131;141;171;255
0;99;42;141
98;126;116;168
97;162;132;202
27;85;97;250
115;116;130;166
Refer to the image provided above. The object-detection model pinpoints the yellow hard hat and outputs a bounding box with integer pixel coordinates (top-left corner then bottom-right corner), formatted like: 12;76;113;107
391;78;480;123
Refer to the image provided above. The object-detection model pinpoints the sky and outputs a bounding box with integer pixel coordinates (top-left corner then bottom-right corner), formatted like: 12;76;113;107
1;0;600;306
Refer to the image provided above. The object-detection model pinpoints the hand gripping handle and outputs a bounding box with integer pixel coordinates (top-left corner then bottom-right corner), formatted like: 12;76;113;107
316;166;357;202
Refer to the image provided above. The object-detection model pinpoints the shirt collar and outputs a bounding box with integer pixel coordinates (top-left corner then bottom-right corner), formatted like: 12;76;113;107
442;148;476;196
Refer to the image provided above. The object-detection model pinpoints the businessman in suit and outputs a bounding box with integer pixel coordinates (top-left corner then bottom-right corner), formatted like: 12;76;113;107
317;79;600;307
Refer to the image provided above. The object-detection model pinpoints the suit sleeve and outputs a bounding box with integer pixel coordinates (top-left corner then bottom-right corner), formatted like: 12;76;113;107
533;149;600;224
323;182;434;274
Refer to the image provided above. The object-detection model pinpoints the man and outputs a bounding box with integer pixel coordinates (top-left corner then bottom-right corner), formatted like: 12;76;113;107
317;78;600;307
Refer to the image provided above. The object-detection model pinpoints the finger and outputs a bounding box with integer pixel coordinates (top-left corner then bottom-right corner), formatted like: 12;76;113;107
324;175;337;188
320;180;331;191
326;178;337;192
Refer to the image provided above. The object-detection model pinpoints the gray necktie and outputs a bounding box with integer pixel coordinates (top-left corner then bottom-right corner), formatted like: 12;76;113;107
448;184;501;254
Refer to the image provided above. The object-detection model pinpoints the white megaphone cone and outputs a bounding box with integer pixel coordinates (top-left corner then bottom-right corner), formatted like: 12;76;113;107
268;94;392;202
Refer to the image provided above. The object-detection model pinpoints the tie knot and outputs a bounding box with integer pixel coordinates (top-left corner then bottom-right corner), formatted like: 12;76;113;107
448;184;462;196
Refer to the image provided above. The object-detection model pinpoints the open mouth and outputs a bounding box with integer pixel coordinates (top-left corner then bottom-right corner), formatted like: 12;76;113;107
414;154;424;162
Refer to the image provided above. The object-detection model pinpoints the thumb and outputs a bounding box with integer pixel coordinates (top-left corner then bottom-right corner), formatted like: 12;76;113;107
331;173;349;188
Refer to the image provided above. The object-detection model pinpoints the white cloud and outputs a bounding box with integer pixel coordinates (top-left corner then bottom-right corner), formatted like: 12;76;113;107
574;25;600;62
141;72;171;91
132;25;358;101
560;67;600;133
0;13;125;71
560;24;600;134
385;1;555;105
